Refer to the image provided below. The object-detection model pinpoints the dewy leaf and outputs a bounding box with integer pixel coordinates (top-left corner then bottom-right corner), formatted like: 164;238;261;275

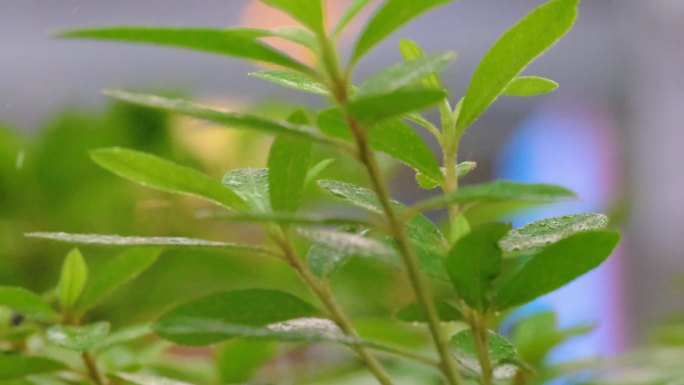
46;322;110;352
357;53;456;97
76;248;162;314
503;76;559;96
104;91;344;148
155;289;317;345
0;356;66;380
396;301;462;323
91;147;247;211
495;230;620;310
117;372;195;385
317;109;443;183
332;0;373;37
352;0;452;61
249;70;328;95
268;111;312;212
222;168;270;213
457;0;578;130
261;0;324;35
59;27;311;74
450;329;520;380
349;88;447;125
26;233;278;258
58;248;88;311
0;287;59;322
306;226;380;278
446;223;511;310
499;213;609;256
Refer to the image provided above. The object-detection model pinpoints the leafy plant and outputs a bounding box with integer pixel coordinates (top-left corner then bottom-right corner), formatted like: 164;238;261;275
2;1;621;385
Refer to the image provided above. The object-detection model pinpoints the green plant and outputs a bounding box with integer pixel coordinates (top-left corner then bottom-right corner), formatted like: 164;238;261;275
1;1;620;384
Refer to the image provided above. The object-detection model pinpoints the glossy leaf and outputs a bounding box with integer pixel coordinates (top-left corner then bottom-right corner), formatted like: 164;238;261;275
450;329;519;379
58;248;88;311
457;0;578;129
446;223;511;310
317;109;443;182
352;0;451;61
155;289;317;345
349;88;447;125
261;0;324;34
495;230;620;309
76;248;162;314
249;70;328;95
59;27;310;73
396;301;462;323
0;287;58;322
499;213;609;256
503;76;558;96
46;322;110;352
268;111;312;212
91;147;247;211
222;168;270;212
332;0;373;37
357;52;455;96
0;356;66;380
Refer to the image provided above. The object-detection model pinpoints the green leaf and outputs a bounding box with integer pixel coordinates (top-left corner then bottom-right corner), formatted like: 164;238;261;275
352;0;452;61
499;213;609;256
457;0;578;130
450;214;471;244
450;329;519;379
503;76;558;96
249;70;328;95
76;248;162;314
215;339;277;384
59;27;311;74
199;211;372;228
268;27;318;50
415;161;477;190
222;168;270;213
357;53;455;96
25;233;278;258
495;230;620;309
396;301;462;323
104;90;344;148
0;287;58;322
446;223;511;310
58;248;88;311
261;0;324;34
0;356;66;380
304;158;334;186
91;147;247;211
332;0;373;37
317;109;443;182
268;111;312;212
398;39;444;89
349;88;447;125
117;373;194;385
46;322;110;352
94;324;153;352
155;289;317;345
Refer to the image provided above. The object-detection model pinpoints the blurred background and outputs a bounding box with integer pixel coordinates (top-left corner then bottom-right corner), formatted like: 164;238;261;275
1;0;683;370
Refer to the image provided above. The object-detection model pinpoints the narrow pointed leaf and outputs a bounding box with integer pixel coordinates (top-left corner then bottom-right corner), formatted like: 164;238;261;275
457;0;578;129
261;0;324;34
59;27;311;73
58;248;88;311
94;324;153;352
332;0;373;37
155;289;317;345
352;0;452;61
198;211;372;228
76;248;162;314
46;322;110;352
0;287;59;322
496;230;620;309
398;39;443;89
250;70;328;95
349;88;447;125
0;356;66;380
268;27;318;50
503;76;558;96
304;158;335;186
222;168;270;212
451;329;520;380
91;147;247;211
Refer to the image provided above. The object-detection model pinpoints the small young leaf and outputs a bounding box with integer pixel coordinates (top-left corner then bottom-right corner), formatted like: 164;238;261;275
304;158;334;186
0;287;59;322
332;0;373;37
503;76;558;96
495;230;620;309
352;0;452;61
222;168;270;212
58;248;88;311
117;373;194;385
396;301;462;323
0;356;66;380
268;111;312;212
46;322;110;352
416;162;477;190
398;39;444;89
155;289;317;345
457;0;578;130
249;70;328;95
499;213;609;256
317;109;443;183
59;27;311;74
450;329;520;380
446;223;511;310
91;147;247;211
349;88;447;125
261;0;324;35
357;52;456;97
76;248;162;314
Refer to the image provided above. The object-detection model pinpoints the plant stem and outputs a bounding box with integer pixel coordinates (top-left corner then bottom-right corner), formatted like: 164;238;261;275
82;352;106;385
469;310;494;385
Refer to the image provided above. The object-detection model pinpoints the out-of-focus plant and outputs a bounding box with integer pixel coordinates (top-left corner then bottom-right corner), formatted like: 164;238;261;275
2;0;621;384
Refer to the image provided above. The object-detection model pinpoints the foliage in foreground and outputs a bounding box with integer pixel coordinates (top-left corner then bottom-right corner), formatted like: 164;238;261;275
1;1;621;385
